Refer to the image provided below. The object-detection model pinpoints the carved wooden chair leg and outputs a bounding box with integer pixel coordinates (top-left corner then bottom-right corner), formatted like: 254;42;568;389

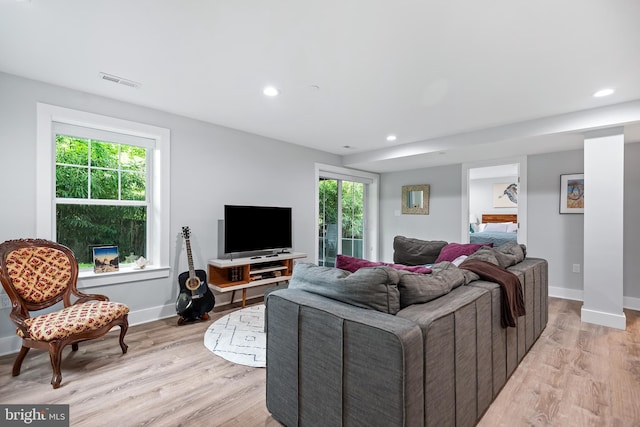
12;346;30;376
49;343;64;389
119;320;129;354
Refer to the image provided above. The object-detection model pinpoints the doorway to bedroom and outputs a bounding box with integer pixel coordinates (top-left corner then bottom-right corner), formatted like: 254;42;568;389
462;157;527;246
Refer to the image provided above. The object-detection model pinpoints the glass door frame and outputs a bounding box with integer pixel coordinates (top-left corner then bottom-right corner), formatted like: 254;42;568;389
315;163;380;264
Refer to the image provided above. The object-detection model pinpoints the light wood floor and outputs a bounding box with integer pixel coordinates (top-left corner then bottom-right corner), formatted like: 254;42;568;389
0;297;638;426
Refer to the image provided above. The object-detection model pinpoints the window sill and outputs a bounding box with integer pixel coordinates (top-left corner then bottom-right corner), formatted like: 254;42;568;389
78;265;171;289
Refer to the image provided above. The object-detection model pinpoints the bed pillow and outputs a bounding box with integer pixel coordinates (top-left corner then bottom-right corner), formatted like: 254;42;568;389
484;223;509;232
506;223;518;233
393;236;448;265
336;254;432;274
434;242;493;263
288;262;401;314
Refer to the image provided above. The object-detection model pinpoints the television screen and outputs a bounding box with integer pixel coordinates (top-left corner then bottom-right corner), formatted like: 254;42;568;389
224;205;292;254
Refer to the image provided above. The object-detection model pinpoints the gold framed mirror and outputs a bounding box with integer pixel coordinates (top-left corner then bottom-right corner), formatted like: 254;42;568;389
402;184;430;215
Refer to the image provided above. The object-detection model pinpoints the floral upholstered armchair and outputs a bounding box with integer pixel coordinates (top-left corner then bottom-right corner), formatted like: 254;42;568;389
0;238;130;389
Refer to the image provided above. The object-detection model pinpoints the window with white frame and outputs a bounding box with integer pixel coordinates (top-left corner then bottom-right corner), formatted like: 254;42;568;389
53;123;151;267
37;103;170;284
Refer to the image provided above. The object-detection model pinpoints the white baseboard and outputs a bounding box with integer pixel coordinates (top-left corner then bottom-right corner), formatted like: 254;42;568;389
549;286;640;312
0;303;176;357
0;335;22;357
581;307;627;330
623;296;640;311
548;286;583;301
127;303;176;326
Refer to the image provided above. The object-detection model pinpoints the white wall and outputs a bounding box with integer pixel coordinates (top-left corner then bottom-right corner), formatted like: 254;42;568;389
0;72;341;352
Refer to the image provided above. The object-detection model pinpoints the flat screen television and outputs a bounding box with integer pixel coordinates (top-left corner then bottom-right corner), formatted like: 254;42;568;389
224;205;292;254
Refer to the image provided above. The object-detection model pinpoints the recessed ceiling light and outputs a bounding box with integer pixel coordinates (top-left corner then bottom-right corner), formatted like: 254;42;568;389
263;86;280;97
386;135;397;142
593;88;614;98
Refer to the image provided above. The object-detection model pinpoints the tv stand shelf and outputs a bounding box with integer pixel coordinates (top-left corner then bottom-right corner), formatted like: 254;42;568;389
207;252;306;307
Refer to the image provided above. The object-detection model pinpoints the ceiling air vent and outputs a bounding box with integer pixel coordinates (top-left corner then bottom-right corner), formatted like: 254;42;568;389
98;72;141;89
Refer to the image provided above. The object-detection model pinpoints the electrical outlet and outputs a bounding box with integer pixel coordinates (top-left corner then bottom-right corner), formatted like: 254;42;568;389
572;264;581;273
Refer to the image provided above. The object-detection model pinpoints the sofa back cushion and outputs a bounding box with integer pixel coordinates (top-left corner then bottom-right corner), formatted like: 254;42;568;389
288;262;401;314
393;236;448;265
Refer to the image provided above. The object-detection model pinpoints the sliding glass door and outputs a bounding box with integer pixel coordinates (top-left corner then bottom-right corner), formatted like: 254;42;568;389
318;178;365;267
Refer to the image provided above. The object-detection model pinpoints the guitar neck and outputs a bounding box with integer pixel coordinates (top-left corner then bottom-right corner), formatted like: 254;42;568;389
185;237;196;278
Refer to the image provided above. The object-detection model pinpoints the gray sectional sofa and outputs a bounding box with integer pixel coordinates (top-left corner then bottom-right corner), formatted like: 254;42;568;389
265;237;548;427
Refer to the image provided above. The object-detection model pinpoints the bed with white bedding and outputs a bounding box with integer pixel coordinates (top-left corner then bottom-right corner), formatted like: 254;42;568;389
470;213;518;246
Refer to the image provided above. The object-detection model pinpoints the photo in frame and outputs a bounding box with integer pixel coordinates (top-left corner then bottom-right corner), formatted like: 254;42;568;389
492;182;518;208
93;246;120;273
560;173;584;214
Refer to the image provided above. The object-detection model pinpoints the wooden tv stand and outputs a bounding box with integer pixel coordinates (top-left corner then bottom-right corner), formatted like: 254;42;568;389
207;252;306;307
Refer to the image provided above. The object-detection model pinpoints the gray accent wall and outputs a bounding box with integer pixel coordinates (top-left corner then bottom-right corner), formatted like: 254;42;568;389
624;142;640;300
527;150;584;292
0;72;341;351
380;165;462;263
380;147;640;304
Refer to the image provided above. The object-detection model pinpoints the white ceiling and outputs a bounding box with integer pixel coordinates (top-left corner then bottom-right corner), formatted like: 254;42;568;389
2;0;640;172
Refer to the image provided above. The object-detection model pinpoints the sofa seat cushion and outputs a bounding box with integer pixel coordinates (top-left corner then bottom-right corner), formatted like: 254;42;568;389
288;262;401;314
393;236;448;265
17;301;130;341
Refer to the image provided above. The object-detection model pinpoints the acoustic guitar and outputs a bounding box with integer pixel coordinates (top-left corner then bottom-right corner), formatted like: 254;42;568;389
176;226;215;324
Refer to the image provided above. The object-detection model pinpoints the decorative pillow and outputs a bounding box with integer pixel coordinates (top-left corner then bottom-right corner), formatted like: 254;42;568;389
288;262;401;314
464;247;500;266
434;243;493;263
393;236;448;266
484;223;509;232
336;254;432;274
493;242;526;267
396;262;467;308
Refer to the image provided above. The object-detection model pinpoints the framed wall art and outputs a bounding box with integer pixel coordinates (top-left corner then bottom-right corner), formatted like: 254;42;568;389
560;173;584;214
492;182;518;208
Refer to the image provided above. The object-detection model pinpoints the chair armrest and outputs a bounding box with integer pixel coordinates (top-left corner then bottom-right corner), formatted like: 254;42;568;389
9;309;30;337
67;289;109;306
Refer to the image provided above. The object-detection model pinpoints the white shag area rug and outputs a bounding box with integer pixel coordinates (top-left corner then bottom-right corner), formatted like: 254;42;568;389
204;304;266;368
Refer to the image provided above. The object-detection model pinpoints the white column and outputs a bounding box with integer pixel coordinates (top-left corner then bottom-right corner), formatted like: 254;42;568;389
581;127;626;330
